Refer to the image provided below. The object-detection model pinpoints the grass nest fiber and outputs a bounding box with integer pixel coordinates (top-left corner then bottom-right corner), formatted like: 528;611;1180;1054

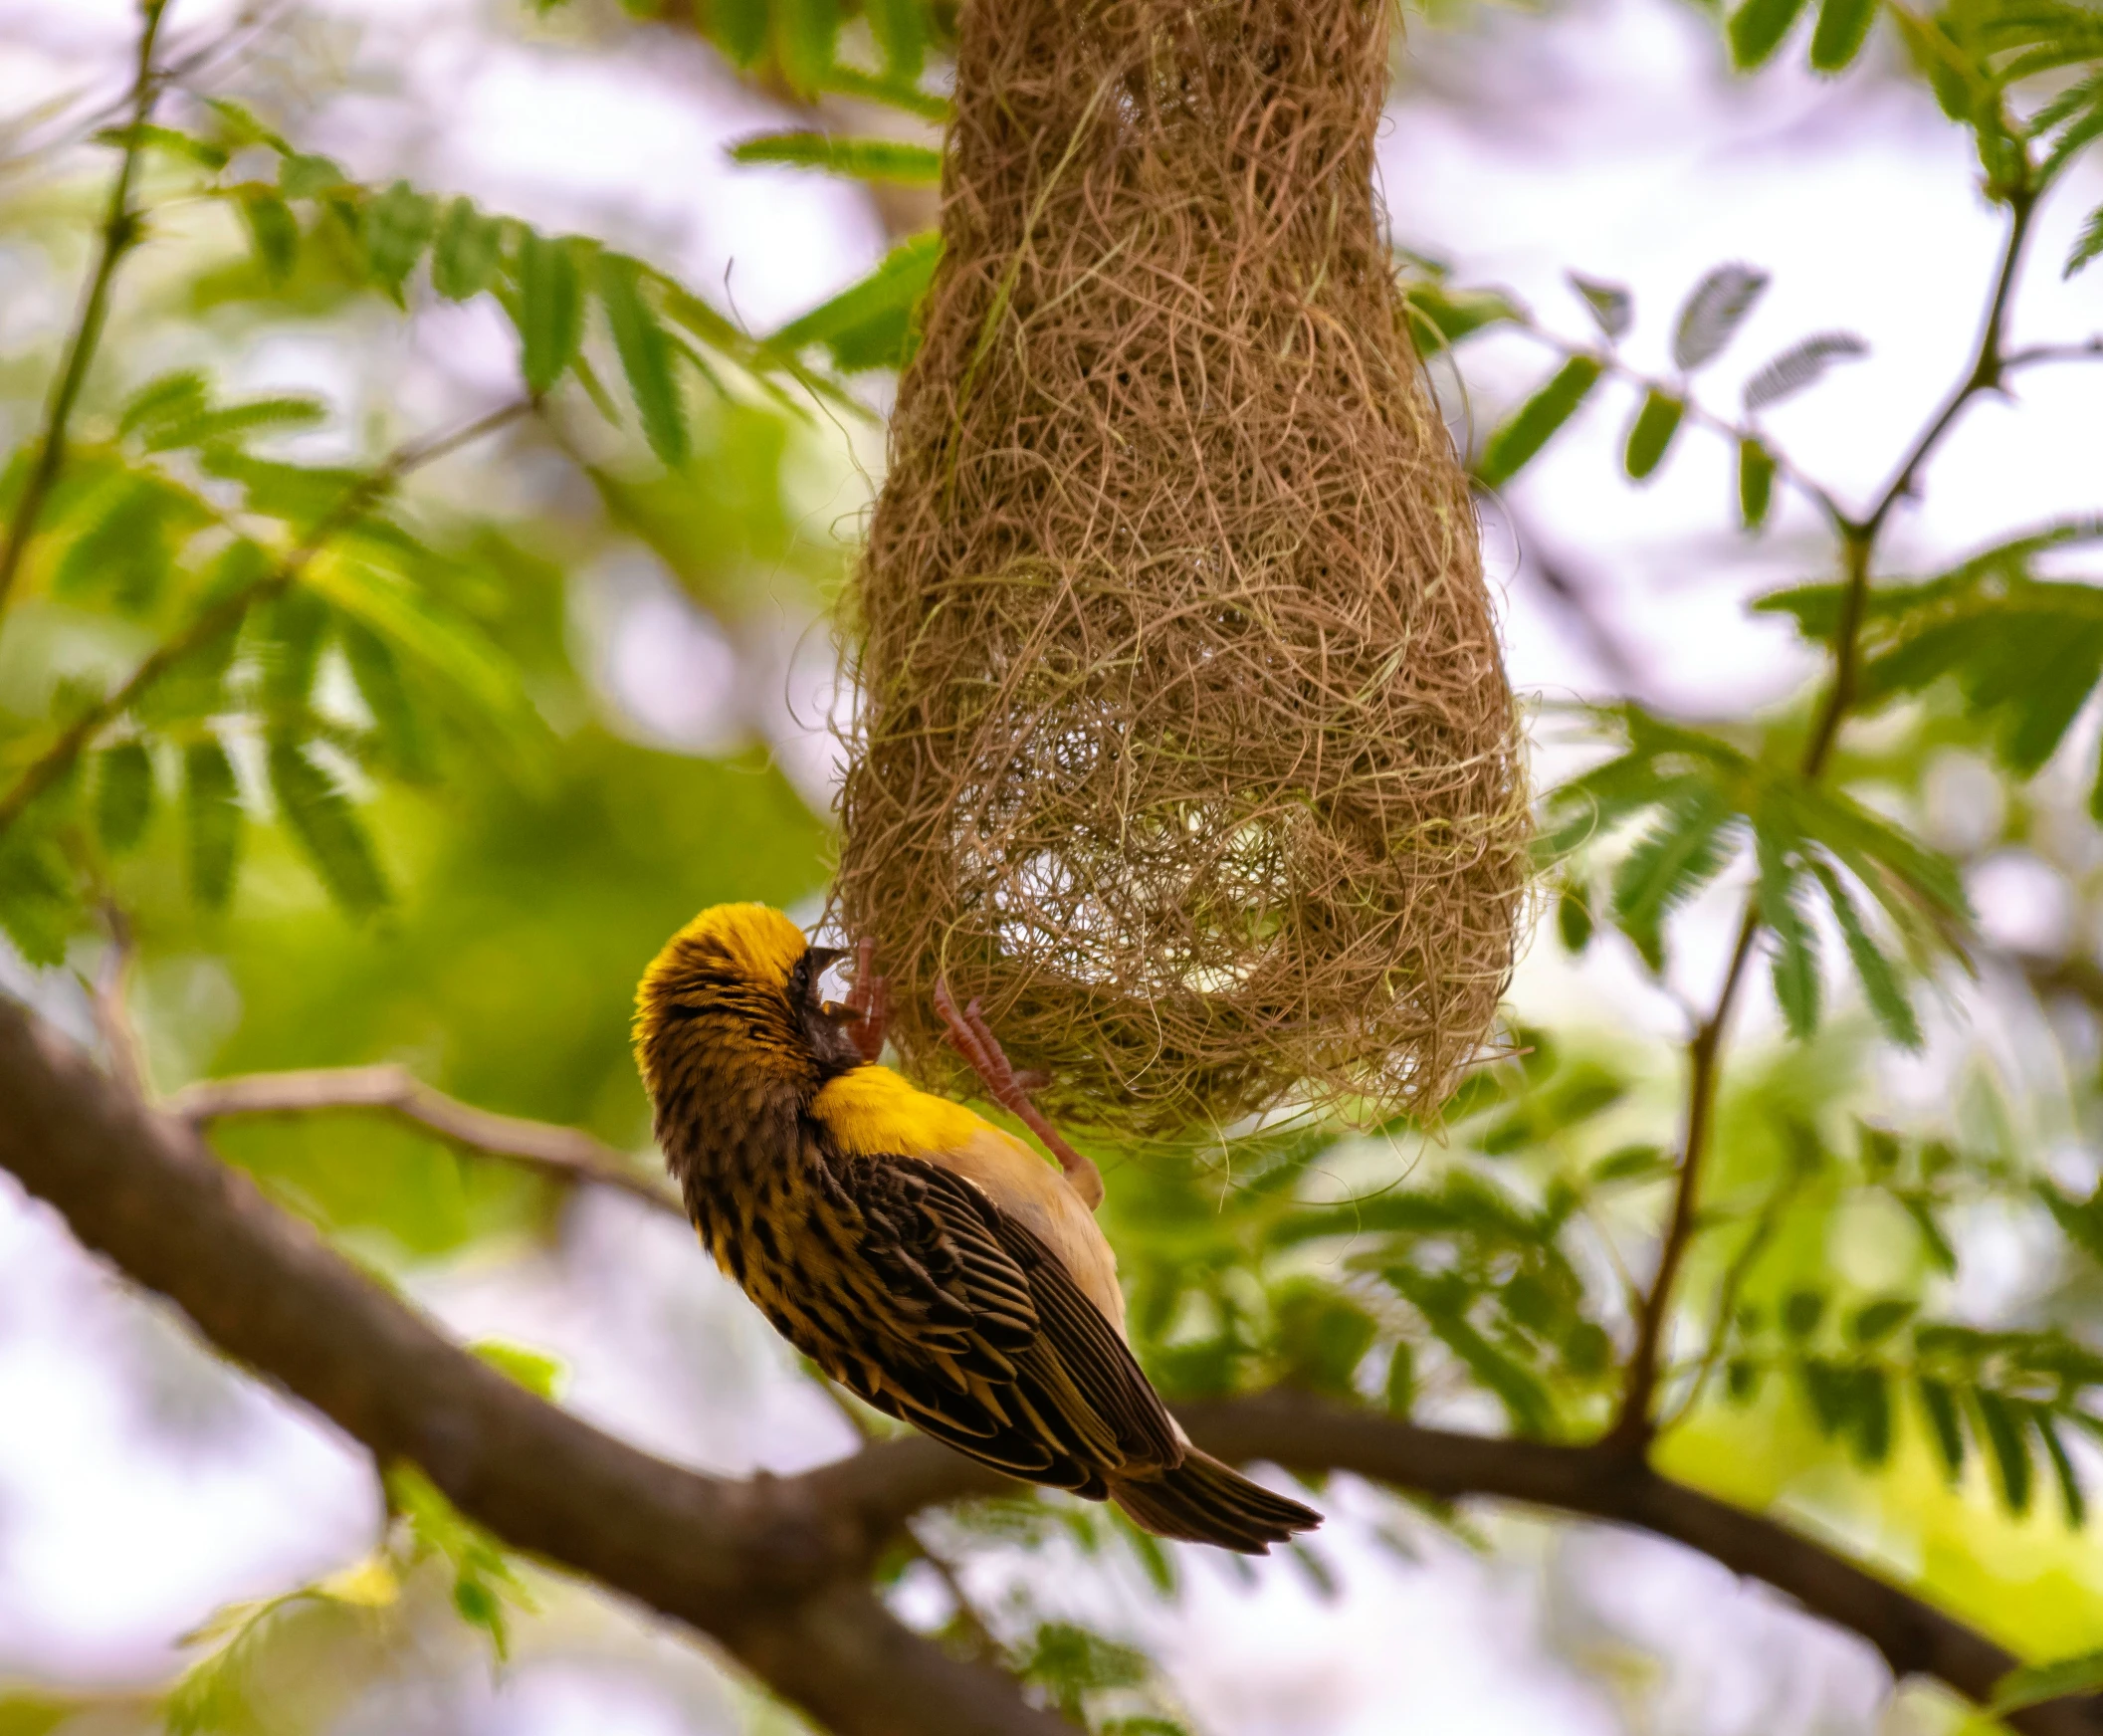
835;0;1530;1140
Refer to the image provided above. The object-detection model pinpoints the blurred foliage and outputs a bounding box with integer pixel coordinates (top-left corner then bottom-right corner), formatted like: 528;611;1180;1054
3;0;2103;1730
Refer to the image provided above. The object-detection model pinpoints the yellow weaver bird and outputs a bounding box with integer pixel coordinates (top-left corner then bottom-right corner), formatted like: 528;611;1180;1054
634;903;1321;1553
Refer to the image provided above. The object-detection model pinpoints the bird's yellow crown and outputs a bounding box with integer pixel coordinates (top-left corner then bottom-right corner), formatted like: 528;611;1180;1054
633;903;812;1089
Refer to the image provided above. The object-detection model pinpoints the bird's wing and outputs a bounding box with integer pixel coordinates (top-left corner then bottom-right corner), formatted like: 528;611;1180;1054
803;1131;1182;1488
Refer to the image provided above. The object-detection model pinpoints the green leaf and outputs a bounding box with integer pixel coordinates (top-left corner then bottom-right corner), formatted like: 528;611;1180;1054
339;620;432;780
729;131;943;183
0;828;79;967
1783;1288;1825;1338
259;584;330;707
774;0;840;94
141;395;328;454
1609;791;1734;971
816;64;949;122
238;190;300;280
1622;389;1686;481
1809;861;1922;1049
515;231;586;395
118;369;210;440
432;198;506;302
1556;882;1594;952
1742;332;1867;410
865;0;926;81
1757;829;1820;1039
1384;1339;1416;1414
303;551;532;732
1848;1367;1893;1466
52;474;173;612
279;152;348;200
709;0;769;64
470;1338;565;1400
1729;0;1813;67
1849;1297;1916;1344
1673;264;1769;370
1739;438;1776;531
2068;205;2103;278
203;97;292;154
1476;357;1603;489
1917;1377;1967;1483
1974;1388;2034;1515
766;230;942;371
1567;272;1632;339
95;742;155;854
184;736;244;910
362;180;438;292
597;254;691;466
94;120;229;170
1993;1648;2103;1715
1809;0;1877;70
2035;1407;2086;1527
266;736;389;916
1400;281;1521;354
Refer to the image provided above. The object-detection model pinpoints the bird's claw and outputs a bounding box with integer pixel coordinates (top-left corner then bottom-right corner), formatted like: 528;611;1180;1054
932;976;1104;1211
845;938;890;1064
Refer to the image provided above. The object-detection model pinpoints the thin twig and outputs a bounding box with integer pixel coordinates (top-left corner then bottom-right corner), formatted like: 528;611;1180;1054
0;0;169;623
165;1064;679;1214
1607;167;2043;1453
0;397;528;840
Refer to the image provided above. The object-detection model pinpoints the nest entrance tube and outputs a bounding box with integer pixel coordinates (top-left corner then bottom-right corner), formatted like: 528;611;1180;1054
836;0;1531;1141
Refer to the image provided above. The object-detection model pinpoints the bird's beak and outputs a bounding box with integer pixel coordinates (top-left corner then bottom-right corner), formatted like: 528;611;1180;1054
806;945;849;973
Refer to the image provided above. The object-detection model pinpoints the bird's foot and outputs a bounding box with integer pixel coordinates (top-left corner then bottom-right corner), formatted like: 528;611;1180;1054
932;976;1104;1211
845;938;890;1064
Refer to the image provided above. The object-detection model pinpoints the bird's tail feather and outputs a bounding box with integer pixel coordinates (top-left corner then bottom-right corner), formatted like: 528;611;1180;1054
1110;1449;1321;1555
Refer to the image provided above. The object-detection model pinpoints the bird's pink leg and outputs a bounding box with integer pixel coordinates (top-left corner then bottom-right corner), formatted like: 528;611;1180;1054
932;977;1104;1210
845;938;890;1064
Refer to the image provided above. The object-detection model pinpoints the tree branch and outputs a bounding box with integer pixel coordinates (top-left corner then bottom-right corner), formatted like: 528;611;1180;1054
164;1065;682;1216
0;0;168;624
832;1396;2103;1736
0;996;1068;1736
8;993;2099;1733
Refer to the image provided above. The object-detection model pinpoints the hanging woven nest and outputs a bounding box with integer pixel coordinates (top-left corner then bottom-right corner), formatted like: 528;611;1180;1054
834;0;1531;1140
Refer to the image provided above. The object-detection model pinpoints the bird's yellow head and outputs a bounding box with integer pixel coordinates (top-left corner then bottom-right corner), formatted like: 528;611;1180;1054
634;903;862;1107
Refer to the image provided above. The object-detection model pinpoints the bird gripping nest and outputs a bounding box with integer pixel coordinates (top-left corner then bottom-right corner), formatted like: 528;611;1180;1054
835;0;1531;1141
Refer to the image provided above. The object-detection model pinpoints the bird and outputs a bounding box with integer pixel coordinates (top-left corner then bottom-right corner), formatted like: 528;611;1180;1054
633;902;1322;1553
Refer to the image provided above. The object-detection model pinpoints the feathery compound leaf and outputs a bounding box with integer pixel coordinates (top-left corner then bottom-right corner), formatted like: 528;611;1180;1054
1623;389;1686;481
141;395;328;454
1476;357;1603;488
1567;272;1633;339
1757;826;1821;1038
1810;0;1878;71
1739;437;1777;530
2069;205;2103;278
339;620;432;781
597;254;691;466
1730;0;1814;67
1673;264;1770;370
1809;861;1923;1049
1610;791;1735;971
1743;331;1868;410
728;131;943;183
266;736;388;916
362;180;437;293
183;737;243;910
514;231;586;395
432;198;505;302
95;742;155;855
